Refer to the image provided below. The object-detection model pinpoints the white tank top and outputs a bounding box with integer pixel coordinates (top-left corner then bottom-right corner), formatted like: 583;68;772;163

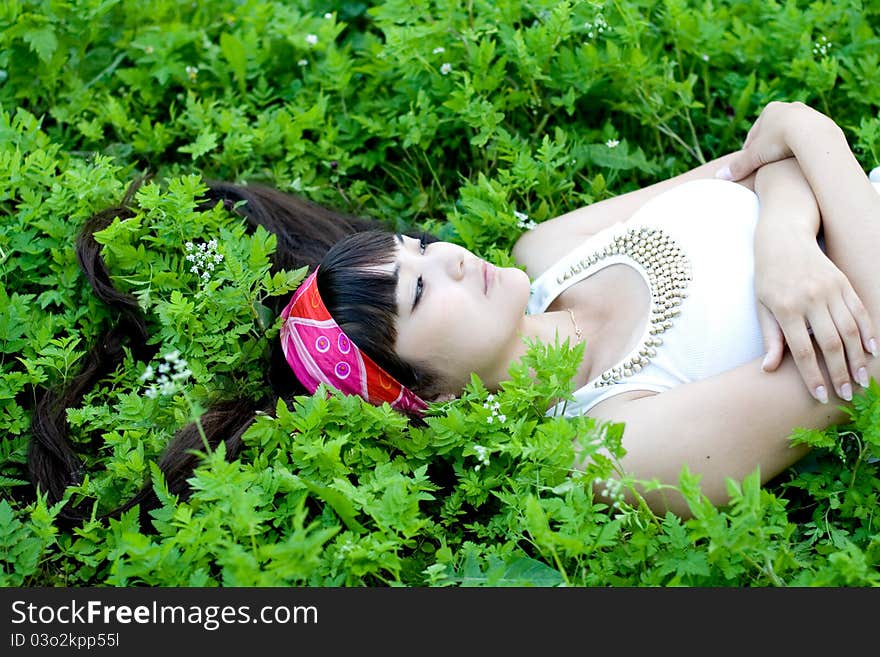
528;178;880;417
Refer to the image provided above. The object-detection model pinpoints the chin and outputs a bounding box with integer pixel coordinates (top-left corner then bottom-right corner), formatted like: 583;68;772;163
503;265;530;286
498;268;532;317
510;267;532;298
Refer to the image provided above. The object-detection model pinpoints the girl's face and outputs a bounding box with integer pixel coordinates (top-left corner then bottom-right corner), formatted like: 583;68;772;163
387;234;532;397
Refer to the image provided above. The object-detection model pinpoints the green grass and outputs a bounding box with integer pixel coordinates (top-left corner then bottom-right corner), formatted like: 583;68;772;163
2;0;880;586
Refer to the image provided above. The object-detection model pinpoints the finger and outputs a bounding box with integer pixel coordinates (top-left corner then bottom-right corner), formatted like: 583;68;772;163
808;308;853;402
756;304;784;371
780;320;829;404
841;283;880;359
829;298;871;391
716;150;755;182
733;144;792;180
742;115;762;149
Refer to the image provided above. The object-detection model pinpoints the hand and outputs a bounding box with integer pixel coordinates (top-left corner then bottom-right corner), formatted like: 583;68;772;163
755;232;877;403
717;101;840;182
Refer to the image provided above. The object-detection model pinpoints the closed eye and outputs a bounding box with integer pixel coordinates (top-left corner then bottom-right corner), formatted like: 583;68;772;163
413;231;430;310
414;276;423;310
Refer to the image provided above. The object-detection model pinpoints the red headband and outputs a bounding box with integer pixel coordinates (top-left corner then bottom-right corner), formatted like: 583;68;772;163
279;268;430;416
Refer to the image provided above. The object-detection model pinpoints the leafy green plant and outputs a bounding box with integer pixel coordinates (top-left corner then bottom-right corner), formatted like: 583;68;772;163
2;0;879;587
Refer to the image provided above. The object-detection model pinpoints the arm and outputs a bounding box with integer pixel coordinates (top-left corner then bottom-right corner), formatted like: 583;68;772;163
725;102;878;403
582;341;857;517
753;157;819;239
749;158;855;401
513;153;756;278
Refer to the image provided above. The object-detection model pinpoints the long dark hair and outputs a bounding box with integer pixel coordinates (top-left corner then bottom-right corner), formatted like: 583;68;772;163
26;178;442;527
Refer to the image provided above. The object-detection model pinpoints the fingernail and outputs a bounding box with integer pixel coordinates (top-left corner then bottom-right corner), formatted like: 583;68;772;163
870;338;878;358
815;386;828;404
858;367;869;388
761;353;771;371
715;165;733;181
840;382;853;401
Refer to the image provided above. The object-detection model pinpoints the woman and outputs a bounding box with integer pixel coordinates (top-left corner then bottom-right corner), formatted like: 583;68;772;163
28;101;880;521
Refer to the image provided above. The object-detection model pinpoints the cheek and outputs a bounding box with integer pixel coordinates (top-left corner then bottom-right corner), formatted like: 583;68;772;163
397;271;529;359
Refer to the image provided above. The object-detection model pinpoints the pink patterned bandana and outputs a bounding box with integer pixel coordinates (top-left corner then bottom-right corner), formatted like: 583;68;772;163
279;268;430;416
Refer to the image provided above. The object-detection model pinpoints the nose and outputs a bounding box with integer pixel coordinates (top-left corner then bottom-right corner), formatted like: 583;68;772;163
426;243;465;281
447;250;465;281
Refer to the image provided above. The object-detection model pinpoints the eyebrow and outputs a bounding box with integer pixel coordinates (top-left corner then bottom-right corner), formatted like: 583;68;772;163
393;234;415;314
393;233;403;282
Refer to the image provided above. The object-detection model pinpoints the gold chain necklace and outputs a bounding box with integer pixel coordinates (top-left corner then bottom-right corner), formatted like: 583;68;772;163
565;308;583;344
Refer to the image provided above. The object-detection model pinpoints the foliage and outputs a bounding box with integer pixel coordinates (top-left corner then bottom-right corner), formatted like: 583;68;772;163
2;0;879;587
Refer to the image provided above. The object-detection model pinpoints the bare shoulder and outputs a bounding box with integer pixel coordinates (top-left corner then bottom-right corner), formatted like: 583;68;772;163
511;221;596;279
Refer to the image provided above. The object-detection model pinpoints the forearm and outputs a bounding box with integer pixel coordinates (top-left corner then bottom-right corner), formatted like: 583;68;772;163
753;157;820;244
783;112;880;331
513;152;756;274
785;119;880;233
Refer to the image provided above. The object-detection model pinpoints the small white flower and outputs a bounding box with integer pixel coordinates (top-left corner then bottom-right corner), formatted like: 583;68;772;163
473;444;490;468
440;62;452;75
487;416;494;424
306;34;318;46
432;46;445;54
605;139;620;148
298;59;308;67
812;35;831;57
702;54;710;62
498;414;506;423
515;210;537;230
584;15;610;40
142;351;192;399
185;65;198;81
184;238;224;288
324;12;333;19
487;394;495;401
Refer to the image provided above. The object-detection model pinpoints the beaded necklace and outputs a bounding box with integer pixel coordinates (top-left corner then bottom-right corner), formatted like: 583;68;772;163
553;225;692;388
